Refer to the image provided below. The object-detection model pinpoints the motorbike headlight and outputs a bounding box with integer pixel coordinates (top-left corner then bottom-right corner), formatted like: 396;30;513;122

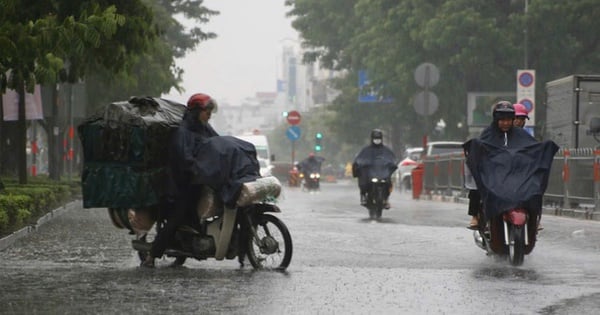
315;173;320;178
371;178;379;183
310;173;315;178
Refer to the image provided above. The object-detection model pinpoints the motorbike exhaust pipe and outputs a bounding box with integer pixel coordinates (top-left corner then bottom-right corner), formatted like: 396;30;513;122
473;231;486;250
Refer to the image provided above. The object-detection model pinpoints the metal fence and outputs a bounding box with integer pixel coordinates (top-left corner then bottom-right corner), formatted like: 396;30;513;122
421;148;600;213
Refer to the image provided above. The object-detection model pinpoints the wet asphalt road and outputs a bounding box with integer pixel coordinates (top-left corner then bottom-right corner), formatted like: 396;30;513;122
1;179;600;314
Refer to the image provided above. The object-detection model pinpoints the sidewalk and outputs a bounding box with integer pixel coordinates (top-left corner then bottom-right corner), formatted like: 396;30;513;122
0;200;81;251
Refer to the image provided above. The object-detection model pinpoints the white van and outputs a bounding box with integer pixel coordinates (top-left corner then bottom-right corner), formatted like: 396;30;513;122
235;133;273;176
235;134;271;161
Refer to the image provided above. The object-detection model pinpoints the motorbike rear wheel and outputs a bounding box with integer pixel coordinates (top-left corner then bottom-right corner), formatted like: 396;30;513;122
247;214;293;270
508;225;525;266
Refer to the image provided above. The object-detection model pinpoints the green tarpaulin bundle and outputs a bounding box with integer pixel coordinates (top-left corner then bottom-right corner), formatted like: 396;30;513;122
78;97;185;209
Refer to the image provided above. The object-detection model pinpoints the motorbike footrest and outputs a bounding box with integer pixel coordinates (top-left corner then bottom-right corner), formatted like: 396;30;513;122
131;239;151;252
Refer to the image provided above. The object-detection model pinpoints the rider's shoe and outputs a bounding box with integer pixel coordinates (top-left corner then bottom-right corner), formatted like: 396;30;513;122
467;216;479;230
384;201;391;209
360;194;367;206
141;255;155;268
537;223;544;231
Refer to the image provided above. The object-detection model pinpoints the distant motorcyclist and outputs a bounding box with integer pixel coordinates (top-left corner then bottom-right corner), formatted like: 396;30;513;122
352;129;397;208
297;153;324;177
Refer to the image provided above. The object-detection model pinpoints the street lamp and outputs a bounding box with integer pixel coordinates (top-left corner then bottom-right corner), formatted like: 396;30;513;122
524;0;529;68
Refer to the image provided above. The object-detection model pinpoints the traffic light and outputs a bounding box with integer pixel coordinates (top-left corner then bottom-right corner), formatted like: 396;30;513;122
315;132;323;151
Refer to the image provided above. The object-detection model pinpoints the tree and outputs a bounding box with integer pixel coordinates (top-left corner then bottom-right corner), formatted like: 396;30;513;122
286;0;600;150
84;0;219;109
0;1;127;184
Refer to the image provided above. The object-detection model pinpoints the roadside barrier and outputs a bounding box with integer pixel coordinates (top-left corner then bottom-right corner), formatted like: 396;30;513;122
421;148;600;215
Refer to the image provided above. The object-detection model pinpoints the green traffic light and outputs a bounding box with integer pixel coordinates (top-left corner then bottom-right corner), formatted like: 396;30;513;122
316;132;323;139
315;145;322;151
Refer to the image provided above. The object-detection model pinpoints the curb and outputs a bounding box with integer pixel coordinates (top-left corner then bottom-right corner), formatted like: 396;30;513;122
0;200;81;251
419;193;600;221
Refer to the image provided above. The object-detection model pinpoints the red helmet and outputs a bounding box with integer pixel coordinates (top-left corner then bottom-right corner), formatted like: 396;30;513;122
187;93;217;112
513;103;529;119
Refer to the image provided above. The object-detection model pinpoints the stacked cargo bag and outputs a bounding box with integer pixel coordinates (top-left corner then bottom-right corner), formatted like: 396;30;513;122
78;97;186;213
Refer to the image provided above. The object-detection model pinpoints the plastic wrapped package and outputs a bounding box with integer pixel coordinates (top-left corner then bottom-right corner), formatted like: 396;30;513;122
236;176;282;207
78;97;185;209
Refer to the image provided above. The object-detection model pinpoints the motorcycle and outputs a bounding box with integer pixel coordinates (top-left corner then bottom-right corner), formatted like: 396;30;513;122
288;166;301;187
364;177;389;220
472;206;539;266
465;138;558;266
301;171;320;191
109;176;293;270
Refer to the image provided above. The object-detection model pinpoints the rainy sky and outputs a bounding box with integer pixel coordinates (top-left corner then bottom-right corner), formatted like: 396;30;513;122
162;0;299;105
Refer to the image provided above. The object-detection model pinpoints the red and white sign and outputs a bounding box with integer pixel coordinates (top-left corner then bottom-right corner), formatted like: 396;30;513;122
287;110;301;125
516;70;536;127
2;85;43;121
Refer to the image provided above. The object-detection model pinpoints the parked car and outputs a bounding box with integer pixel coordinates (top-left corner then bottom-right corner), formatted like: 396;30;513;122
395;141;464;190
424;141;464;156
395;147;423;190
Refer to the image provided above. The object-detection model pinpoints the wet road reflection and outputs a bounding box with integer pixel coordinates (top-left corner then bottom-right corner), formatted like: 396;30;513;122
1;180;600;314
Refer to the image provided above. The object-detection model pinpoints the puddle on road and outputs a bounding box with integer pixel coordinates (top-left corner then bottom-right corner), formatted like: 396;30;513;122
474;266;540;282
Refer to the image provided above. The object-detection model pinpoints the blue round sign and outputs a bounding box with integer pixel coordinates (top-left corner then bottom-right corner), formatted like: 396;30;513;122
518;72;534;87
519;98;534;112
286;125;301;141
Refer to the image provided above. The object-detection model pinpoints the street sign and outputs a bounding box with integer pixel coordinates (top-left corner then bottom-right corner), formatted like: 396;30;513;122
517;69;536;127
414;63;440;88
286;125;301;141
358;70;393;103
287;110;301;125
413;91;439;116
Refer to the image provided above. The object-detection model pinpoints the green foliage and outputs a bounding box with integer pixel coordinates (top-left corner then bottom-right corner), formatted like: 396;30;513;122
0;209;8;233
3;187;56;216
84;0;219;109
0;178;76;236
0;194;33;227
286;0;600;148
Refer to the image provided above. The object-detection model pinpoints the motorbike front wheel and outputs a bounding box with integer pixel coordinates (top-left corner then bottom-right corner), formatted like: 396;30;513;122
247;214;293;270
508;225;525;266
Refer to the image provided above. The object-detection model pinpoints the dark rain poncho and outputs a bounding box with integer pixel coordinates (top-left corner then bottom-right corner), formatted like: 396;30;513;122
298;156;325;175
166;111;259;208
352;144;397;189
463;125;558;221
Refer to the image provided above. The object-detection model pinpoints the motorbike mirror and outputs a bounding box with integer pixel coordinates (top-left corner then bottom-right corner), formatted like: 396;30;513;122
589;117;600;135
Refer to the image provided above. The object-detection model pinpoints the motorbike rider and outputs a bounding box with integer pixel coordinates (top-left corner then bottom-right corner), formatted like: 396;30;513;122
466;101;537;228
142;93;219;268
297;152;324;178
352;129;397;208
513;103;529;128
512;102;544;230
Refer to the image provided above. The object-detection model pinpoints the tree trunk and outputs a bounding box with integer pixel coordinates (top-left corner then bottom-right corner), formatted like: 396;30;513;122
17;79;28;184
48;85;61;180
0;95;3;175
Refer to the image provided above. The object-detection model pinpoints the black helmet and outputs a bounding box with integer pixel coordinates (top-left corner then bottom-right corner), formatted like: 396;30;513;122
371;129;383;140
492;101;515;121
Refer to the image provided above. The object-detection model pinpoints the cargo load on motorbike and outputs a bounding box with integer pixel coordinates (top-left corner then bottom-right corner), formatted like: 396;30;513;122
78;96;186;209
